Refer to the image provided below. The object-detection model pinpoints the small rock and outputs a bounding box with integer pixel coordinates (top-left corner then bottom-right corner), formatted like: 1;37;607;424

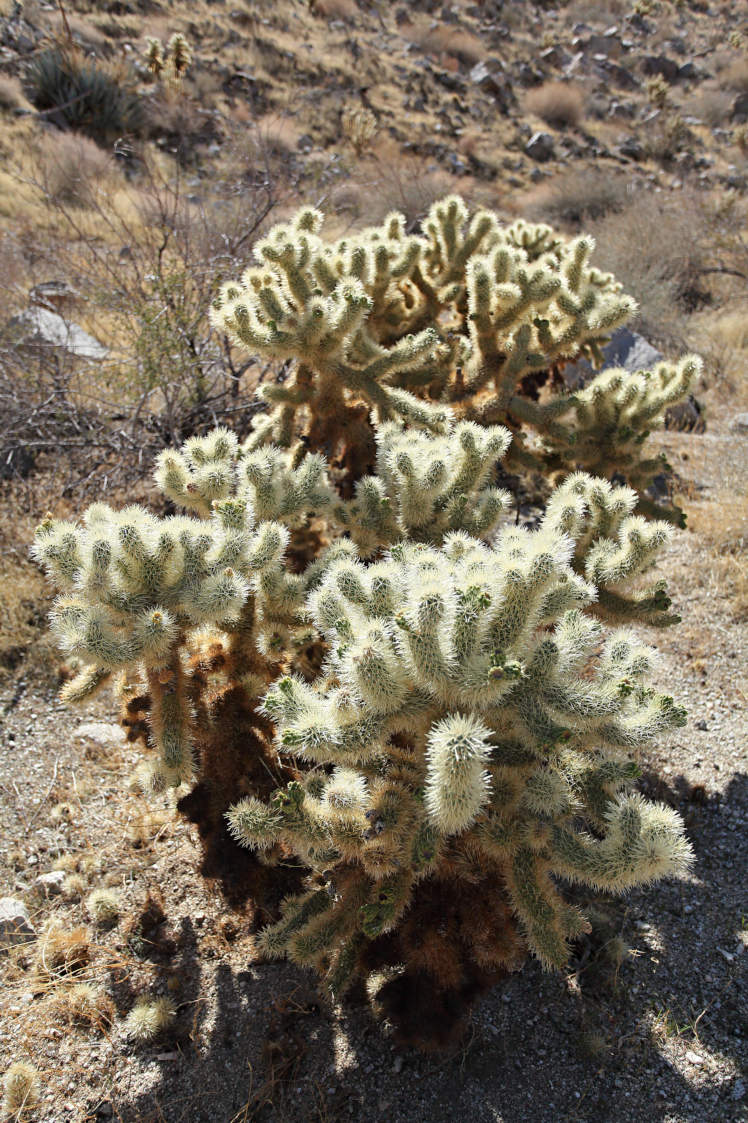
8;307;109;361
29;280;81;311
34;871;66;897
0;898;36;952
641;54;679;82
618;135;644;160
695;719;709;731
76;721;126;745
470;59;514;111
600;60;640;90
562;327;662;389
665;395;705;433
676;61;699;81
583;33;622;58
685;1050;703;1066
392;1055;404;1073
517;62;542;87
732;1080;746;1101
731;92;748;123
525;131;555;162
730;413;748;433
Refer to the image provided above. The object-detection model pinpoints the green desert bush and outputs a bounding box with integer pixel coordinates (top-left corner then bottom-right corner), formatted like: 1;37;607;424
26;46;143;146
34;196;696;1049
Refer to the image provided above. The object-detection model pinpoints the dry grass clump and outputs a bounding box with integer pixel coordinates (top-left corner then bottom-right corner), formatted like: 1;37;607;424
525;168;631;228
355;157;460;230
0;475;63;683
310;0;358;20
566;0;627;20
688;87;734;127
36;130;113;208
734;123;748;154
36;925;90;980
62;873;87;900
51;983;114;1033
643;112;692;164
124;808;169;848
416;25;485;67
646;74;671;110
2;1062;40;1121
707;309;748;355
685;491;748;623
341;104;377;156
719;56;748;93
525;81;585;128
700;309;748;400
0;75;31;112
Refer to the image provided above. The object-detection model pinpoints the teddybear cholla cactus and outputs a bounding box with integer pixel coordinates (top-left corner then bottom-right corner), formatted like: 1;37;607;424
211;195;698;519
226;489;691;1042
34;193;697;1048
34;413;692;1045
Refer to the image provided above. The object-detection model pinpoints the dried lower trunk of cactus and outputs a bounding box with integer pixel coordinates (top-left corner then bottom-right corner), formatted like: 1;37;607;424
121;641;303;913
305;400;376;498
178;642;302;911
359;870;526;1050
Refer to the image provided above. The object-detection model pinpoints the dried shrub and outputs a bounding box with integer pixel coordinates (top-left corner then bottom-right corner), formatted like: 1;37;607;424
589;190;711;347
51;983;114;1032
525;81;585;128
36;925;90;980
0;74;30;112
688;87;734;127
416;25;486;67
720;56;748;93
36;130;113;208
526;168;631;228
310;0;359;19
643;112;692;164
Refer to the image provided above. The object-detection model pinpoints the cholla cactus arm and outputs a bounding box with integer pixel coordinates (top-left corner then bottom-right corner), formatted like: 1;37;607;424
154;428;239;517
59;663;111;704
423;713;493;834
542;474;679;626
210;210;448;468
541;356;701;525
343;419;512;554
145;654;194;789
550;792;694;892
238;444;335;525
458;227;634;407
33;435;321;793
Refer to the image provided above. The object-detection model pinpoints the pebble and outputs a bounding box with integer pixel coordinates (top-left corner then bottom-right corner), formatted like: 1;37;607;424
685;1051;704;1065
0;897;36;951
76;721;127;746
35;870;66;896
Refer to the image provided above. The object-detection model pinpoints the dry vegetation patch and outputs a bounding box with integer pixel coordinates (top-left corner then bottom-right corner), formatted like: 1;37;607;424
525;81;585;128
